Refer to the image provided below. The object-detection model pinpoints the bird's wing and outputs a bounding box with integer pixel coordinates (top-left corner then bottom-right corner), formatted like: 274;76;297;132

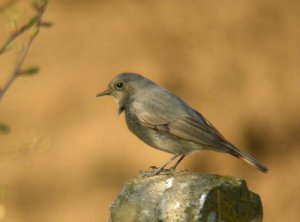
136;104;226;147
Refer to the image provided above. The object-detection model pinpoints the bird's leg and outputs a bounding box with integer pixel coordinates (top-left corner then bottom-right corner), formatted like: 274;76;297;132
147;154;180;176
169;155;186;170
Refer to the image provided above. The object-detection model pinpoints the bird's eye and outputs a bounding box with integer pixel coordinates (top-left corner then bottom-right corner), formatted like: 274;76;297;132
115;81;125;90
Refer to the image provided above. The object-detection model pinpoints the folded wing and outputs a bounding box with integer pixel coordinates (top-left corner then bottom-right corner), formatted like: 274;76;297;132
137;105;226;147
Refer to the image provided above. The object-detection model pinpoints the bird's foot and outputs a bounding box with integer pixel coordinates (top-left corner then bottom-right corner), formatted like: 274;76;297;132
142;166;170;177
143;166;183;177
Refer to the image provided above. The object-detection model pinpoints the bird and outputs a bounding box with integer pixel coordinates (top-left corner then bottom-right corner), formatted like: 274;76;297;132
97;73;268;175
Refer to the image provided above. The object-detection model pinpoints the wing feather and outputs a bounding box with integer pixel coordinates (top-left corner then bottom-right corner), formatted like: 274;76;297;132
137;112;225;147
132;88;226;147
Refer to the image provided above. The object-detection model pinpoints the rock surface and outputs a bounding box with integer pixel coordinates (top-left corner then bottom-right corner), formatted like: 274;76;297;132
110;170;263;222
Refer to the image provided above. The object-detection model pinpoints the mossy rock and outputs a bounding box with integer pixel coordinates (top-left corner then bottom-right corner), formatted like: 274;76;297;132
110;170;262;222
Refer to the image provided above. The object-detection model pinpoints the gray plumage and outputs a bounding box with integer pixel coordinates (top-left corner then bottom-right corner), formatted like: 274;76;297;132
97;73;268;175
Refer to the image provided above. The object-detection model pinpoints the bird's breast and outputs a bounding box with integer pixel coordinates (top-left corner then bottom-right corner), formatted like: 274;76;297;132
124;110;201;155
124;110;151;143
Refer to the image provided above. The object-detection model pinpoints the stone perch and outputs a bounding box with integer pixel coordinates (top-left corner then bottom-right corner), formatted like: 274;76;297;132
110;170;263;222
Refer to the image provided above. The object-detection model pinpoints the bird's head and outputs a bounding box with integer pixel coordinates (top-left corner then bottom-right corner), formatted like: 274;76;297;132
97;72;152;113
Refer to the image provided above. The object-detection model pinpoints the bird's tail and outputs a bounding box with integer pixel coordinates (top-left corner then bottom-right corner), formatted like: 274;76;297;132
224;143;268;173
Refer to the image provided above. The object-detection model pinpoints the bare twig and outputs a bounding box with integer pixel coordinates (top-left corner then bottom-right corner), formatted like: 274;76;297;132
0;18;36;55
0;28;39;100
0;1;47;55
0;0;48;101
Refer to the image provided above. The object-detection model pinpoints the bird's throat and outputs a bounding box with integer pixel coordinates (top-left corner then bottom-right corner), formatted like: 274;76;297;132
118;104;126;114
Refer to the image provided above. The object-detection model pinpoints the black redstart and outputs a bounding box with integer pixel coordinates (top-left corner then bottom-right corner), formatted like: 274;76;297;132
97;73;268;175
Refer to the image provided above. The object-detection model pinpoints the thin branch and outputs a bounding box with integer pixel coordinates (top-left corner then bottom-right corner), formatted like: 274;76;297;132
0;29;39;100
0;19;36;55
0;1;46;55
0;0;48;101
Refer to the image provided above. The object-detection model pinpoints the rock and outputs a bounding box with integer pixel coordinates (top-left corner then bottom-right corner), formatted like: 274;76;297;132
110;170;263;222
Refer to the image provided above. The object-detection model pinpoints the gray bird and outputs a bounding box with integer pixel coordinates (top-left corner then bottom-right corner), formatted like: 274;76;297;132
97;73;268;175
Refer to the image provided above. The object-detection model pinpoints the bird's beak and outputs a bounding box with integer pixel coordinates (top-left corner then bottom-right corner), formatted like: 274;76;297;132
96;89;111;97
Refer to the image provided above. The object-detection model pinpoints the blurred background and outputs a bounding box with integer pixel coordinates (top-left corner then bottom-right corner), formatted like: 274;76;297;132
0;0;299;221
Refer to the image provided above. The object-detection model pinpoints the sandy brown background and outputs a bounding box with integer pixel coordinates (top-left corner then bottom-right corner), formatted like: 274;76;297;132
0;0;299;221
